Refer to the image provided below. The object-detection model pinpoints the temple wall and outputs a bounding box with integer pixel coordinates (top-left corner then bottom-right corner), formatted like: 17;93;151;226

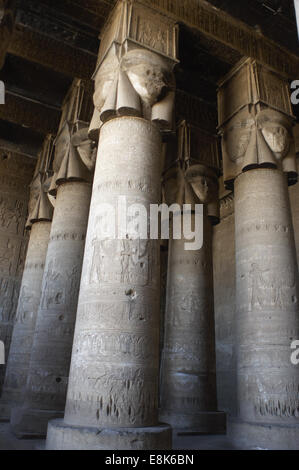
0;150;34;392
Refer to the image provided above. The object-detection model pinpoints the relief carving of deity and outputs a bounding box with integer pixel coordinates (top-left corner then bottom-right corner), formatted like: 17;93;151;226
246;262;297;311
90;238;150;287
42;260;80;310
0;196;23;234
0;238;16;275
15;285;34;324
169;289;204;328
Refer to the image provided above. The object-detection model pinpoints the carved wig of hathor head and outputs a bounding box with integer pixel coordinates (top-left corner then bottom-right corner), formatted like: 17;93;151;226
91;46;175;135
163;164;219;224
49;124;95;196
222;107;297;188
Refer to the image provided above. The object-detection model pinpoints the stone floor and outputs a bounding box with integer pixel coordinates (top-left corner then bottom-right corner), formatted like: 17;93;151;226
0;423;236;450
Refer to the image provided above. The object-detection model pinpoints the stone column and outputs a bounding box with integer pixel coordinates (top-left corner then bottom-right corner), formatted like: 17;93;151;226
0;136;54;421
213;186;237;418
46;0;178;450
0;150;34;394
159;121;225;433
218;58;299;449
10;85;95;437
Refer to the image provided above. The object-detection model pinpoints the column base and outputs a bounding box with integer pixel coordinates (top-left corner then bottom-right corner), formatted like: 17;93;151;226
10;406;64;438
159;410;226;434
46;419;172;450
228;419;299;450
0;403;11;422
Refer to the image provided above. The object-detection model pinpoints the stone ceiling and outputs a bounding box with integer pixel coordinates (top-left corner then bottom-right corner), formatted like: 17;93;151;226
0;0;298;159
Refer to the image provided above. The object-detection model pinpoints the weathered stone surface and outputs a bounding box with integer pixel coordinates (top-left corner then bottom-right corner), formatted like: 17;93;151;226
160;213;225;433
46;116;172;449
0;150;34;394
65;118;162;428
229;419;299;450
219;59;297;189
0;221;51;421
46;419;171;451
213;192;237;418
218;58;299;449
234;168;299;448
11;181;92;437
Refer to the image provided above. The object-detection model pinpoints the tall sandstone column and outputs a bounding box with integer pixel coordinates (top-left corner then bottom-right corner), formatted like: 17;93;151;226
10;80;95;438
213;185;237;418
46;0;178;450
0;136;54;421
218;58;299;449
0;149;34;394
160;120;226;433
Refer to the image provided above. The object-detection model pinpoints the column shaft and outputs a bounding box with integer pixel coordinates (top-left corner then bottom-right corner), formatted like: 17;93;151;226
46;117;172;450
11;181;91;437
230;169;299;448
0;221;51;420
0;152;34;393
160;213;225;432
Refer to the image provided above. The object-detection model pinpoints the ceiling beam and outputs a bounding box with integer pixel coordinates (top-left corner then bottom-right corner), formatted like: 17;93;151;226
145;0;299;77
0;89;61;134
7;24;97;79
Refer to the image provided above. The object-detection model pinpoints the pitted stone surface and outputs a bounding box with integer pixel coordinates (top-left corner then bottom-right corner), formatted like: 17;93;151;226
160;214;225;432
234;169;299;447
213;194;237;418
0;151;34;393
0;221;51;420
64;118;162;430
46;419;171;450
11;181;91;437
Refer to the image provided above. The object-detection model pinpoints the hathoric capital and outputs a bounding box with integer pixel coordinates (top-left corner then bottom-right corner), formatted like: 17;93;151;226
26;135;55;229
218;58;297;189
49;80;96;196
89;0;178;139
163;120;220;224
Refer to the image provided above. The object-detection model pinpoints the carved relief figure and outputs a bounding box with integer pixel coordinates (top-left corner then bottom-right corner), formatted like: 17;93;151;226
0;238;16;275
169;289;203;328
248;263;297;310
15;285;34;324
90;239;150;286
42;260;64;309
0;197;23;234
0;279;18;323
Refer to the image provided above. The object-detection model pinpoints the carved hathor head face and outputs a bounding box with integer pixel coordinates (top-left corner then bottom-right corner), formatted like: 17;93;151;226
185;165;218;205
121;48;173;106
71;128;97;172
93;48;119;113
257;109;292;161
